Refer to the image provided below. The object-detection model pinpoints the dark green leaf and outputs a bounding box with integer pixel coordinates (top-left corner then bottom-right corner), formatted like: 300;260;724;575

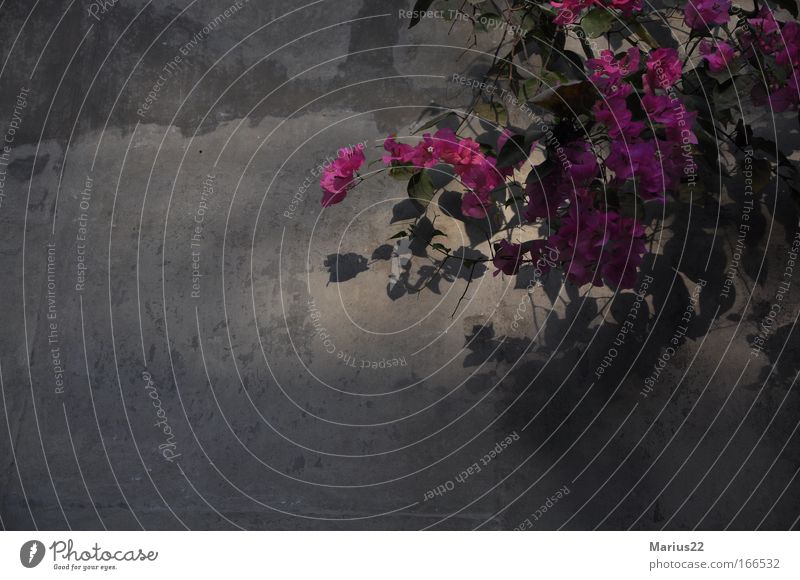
389;231;408;240
408;170;436;204
580;8;614;38
474;12;502;32
431;229;447;237
473;100;508;125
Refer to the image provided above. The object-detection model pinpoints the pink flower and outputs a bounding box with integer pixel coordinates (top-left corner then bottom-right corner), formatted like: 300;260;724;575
605;140;669;201
461;190;492;219
642;94;697;143
775;21;800;68
751;70;800;112
551;0;594;25
320;146;365;207
607;0;641;15
564;140;600;184
545;206;647;288
593;95;644;139
588;48;641;78
457;155;503;195
438;133;483;167
382;136;416;166
408;133;439;169
684;0;730;30
524;175;566;222
699;40;735;72
740;6;781;56
644;48;682;93
492;240;524;276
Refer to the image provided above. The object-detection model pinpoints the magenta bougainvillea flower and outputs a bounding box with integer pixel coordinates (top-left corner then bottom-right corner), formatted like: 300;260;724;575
382;136;415;166
320;146;365;207
546;206;647;287
684;0;731;30
524;175;567;222
775;21;800;68
699;40;736;73
492;240;524;276
551;0;595;25
738;7;800;111
588;48;641;80
593;96;645;138
564;140;600;184
461;190;493;219
644;48;682;93
457;155;502;195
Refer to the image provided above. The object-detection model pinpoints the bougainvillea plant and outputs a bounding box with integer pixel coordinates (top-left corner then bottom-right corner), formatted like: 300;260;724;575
319;0;799;306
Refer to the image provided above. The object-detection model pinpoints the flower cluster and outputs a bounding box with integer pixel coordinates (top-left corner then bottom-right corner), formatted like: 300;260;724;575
319;145;366;207
684;0;731;31
739;6;800;112
551;0;642;26
588;47;697;202
491;207;646;288
383;128;505;219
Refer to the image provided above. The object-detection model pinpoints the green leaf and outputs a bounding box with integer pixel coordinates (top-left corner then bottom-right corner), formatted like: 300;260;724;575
431;229;447;237
580;8;614;38
474;12;502;32
431;243;450;252
409;0;435;28
389;231;408;240
388;163;419;180
408;170;436;204
518;70;567;100
473;100;508;125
